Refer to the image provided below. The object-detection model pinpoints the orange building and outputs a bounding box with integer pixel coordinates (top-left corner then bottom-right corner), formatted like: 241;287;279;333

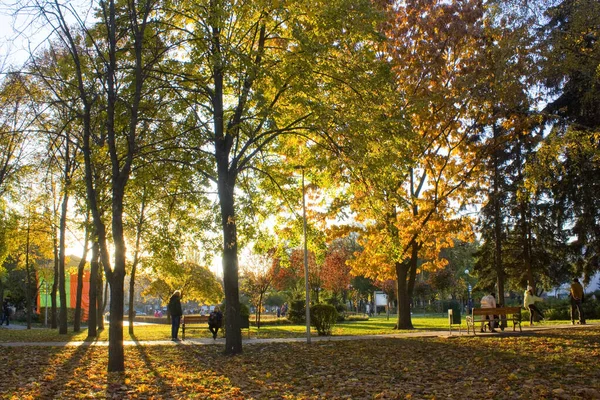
38;271;91;321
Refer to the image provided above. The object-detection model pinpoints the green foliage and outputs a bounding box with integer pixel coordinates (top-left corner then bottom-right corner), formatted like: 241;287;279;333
143;261;223;306
287;299;306;324
310;303;338;336
249;317;292;327
544;308;570;321
344;314;369;322
240;303;250;318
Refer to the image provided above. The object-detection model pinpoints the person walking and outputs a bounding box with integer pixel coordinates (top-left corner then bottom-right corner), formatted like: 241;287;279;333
208;306;223;340
480;292;497;333
168;290;183;341
570;278;586;325
524;286;544;326
1;299;10;326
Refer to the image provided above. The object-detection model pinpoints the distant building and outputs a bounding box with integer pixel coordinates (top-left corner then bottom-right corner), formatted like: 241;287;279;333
37;271;91;322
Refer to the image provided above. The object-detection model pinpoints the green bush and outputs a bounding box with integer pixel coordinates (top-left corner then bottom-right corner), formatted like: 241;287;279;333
250;318;292;327
332;303;347;322
310;304;338;336
582;300;599;320
522;309;530;322
287;299;306;324
220;302;249;333
545;308;570;320
345;314;369;321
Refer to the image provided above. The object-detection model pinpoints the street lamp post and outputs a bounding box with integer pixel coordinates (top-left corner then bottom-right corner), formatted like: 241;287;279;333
465;269;472;313
297;166;311;344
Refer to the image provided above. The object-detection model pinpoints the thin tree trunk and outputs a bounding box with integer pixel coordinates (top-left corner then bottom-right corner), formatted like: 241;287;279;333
257;293;263;329
88;240;99;338
492;123;506;306
51;235;58;329
99;279;106;331
58;135;72;335
25;217;32;330
74;226;90;332
128;189;146;336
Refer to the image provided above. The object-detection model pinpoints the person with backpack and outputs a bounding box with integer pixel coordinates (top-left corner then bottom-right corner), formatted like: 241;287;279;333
168;290;183;341
208;306;223;339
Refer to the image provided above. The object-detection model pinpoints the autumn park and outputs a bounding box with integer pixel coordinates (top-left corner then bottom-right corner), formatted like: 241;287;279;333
0;0;599;398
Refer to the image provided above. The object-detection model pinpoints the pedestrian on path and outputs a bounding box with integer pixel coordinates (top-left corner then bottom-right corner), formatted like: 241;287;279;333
524;286;544;326
168;290;183;341
570;278;586;325
1;299;11;326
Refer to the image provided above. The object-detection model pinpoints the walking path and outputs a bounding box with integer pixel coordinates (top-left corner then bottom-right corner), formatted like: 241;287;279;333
0;322;596;348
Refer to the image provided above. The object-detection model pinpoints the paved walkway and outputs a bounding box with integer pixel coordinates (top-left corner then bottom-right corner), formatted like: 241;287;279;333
0;322;596;348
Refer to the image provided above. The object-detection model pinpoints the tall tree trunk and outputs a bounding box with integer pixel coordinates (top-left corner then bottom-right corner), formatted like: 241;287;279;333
128;189;146;336
257;293;262;329
517;133;535;291
492;123;506;306
107;269;124;371
51;235;58;329
105;183;128;372
58;185;69;334
25;217;32;330
219;186;242;354
88;240;99;338
74;226;90;332
211;0;242;354
128;266;137;336
395;261;413;329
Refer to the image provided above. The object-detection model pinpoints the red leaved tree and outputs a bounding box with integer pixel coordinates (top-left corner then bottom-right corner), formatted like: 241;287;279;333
321;247;352;299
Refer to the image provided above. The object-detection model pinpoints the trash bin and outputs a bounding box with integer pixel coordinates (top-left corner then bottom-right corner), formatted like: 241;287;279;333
448;308;461;325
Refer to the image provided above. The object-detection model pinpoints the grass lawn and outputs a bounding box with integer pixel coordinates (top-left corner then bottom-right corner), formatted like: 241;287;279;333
0;314;592;342
0;326;598;399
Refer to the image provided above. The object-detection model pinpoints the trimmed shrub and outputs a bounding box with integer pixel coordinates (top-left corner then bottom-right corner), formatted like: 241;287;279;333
249;318;292;327
310;304;338;336
582;300;599;320
345;314;369;321
545;308;570;320
287;299;306;324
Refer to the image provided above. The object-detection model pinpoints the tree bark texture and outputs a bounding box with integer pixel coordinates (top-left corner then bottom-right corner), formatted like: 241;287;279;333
88;240;99;338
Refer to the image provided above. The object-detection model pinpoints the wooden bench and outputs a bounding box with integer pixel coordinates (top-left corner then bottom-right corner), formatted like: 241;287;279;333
181;315;209;340
466;306;522;335
181;314;250;340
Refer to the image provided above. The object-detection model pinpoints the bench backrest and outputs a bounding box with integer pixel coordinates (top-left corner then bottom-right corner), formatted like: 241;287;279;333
471;307;521;316
183;315;209;324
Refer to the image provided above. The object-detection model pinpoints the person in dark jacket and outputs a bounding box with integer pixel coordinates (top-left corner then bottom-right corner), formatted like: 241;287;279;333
168;290;183;341
1;299;10;326
208;306;223;339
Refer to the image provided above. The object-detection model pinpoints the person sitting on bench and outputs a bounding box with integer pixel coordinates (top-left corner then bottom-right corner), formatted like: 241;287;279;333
480;292;497;333
208;306;223;340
